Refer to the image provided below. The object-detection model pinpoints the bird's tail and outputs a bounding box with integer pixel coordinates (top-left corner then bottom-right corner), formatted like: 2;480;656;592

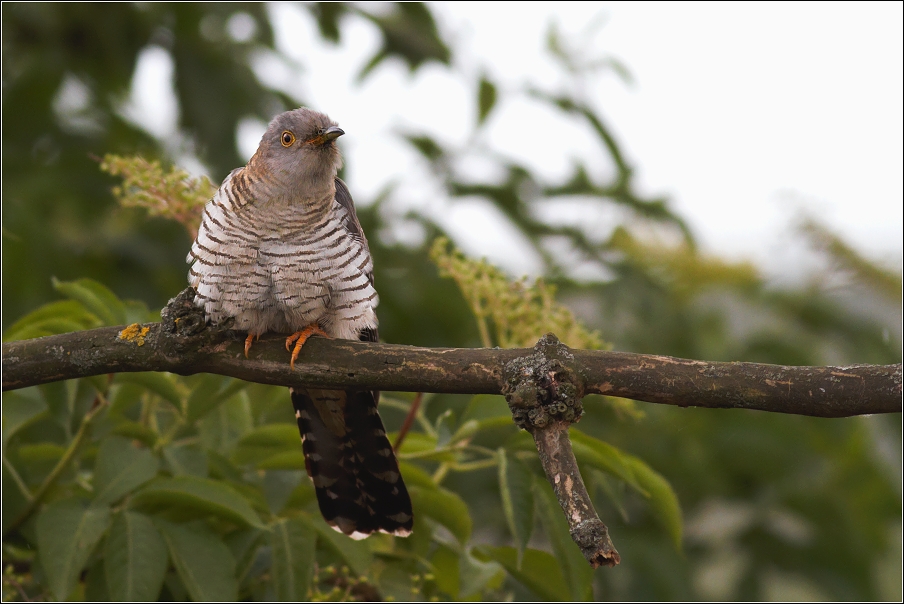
290;387;413;539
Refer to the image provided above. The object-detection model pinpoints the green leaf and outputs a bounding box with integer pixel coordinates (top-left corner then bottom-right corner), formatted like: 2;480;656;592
396;431;456;463
207;450;244;482
162;444;208;477
93;435;159;505
131;476;265;529
589;468;630;523
84;557;110;602
434;409;455;447
18;443;66;479
2;389;48;446
538;425;681;550
36;498;111;601
397;461;437;489
533;476;594;601
198;392;253;454
270;517;316;601
306;514;373;577
115;373;184;411
2;462;30;533
461;394;511;423
623;454;683;550
104;511;168;601
307;2;347;42
108;382;148;417
225;527;265;583
155;519;237;602
357;3;451;80
262;469;304;514
256;450;306;470
3;300;100;341
39;380;74;426
111;420;159;448
498;448;534;564
403;134;445;162
448;418;480;444
233;423;300;465
570;429;646;494
410;485;472;544
460;547;505;598
185;374;248;423
123;299;154;324
52;277;127;326
477;75;498;124
477;545;572;601
4;317;96;341
237;423;300;446
431;544;460;598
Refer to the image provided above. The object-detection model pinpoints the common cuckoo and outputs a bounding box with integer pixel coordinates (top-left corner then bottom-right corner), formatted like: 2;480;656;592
187;108;413;538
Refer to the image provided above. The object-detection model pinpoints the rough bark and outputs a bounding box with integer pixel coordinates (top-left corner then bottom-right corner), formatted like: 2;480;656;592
3;321;900;419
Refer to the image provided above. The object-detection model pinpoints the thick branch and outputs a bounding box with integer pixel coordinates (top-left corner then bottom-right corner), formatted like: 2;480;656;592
2;321;900;418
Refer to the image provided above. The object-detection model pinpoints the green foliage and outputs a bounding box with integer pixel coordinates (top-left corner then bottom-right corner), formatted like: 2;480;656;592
2;2;900;601
430;237;607;350
100;154;214;239
104;511;168;601
477;75;497;125
4;281;683;601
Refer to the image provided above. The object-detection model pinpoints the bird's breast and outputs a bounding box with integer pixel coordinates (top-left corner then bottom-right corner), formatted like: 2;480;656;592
189;192;376;338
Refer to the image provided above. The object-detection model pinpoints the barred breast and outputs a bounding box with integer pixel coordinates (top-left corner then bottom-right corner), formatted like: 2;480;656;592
187;170;378;341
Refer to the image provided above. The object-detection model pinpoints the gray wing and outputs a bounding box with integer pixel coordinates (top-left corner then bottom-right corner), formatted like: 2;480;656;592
334;179;380;398
334;178;370;252
335;178;379;346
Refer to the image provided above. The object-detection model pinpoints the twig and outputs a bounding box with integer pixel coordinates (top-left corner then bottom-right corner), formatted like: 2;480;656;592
393;392;423;452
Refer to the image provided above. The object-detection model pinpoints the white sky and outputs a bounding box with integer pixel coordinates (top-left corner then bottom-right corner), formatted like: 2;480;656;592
125;2;903;278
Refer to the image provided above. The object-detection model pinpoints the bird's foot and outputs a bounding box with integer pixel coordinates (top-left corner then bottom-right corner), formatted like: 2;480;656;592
244;333;260;358
286;324;331;369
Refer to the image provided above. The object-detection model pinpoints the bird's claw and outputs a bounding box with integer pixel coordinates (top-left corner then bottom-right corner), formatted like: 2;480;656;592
286;324;330;369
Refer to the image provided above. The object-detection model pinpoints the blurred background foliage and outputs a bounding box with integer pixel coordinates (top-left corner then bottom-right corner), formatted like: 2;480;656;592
2;2;901;601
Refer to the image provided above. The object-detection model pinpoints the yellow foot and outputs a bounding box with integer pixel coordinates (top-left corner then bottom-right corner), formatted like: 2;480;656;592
244;333;260;358
285;324;330;369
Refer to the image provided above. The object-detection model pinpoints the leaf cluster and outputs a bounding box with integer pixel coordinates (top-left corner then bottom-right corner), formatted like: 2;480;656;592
99;154;214;240
430;237;606;351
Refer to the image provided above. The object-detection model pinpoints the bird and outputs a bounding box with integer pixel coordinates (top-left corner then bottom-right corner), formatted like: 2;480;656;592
186;107;413;539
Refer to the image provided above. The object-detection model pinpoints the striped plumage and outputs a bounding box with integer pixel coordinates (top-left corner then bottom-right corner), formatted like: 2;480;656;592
187;108;412;539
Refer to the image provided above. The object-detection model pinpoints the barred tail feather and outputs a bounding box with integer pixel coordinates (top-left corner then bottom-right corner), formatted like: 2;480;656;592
290;387;413;539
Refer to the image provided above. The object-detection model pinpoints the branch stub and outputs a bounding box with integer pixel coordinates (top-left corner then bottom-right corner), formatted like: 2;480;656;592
502;333;585;430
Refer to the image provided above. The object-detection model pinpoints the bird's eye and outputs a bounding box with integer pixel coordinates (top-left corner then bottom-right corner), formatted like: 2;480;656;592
281;131;296;147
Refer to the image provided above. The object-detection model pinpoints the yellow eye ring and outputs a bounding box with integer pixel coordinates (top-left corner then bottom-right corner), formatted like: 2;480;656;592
280;131;296;147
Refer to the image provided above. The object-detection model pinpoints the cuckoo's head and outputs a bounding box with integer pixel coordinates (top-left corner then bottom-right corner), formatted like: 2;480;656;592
255;108;344;197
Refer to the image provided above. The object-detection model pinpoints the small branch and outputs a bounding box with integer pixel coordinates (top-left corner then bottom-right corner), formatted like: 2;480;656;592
2;304;900;418
393;392;423;452
530;422;620;567
502;334;619;567
2;456;33;502
6;392;109;534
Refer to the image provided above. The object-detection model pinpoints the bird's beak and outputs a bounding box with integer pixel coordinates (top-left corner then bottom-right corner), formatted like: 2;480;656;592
305;126;345;147
320;126;344;143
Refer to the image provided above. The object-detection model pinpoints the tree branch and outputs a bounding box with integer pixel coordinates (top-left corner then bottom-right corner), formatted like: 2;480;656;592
2;291;900;570
3;319;900;418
